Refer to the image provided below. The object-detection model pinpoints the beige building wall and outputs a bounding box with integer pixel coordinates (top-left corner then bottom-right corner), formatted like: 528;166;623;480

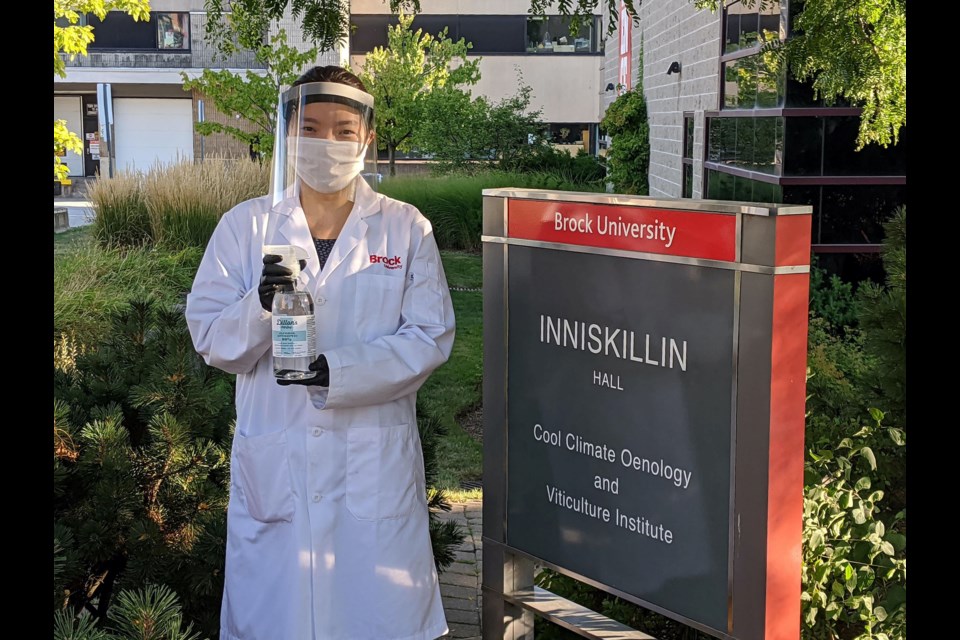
640;0;720;198
350;53;600;124
599;1;721;198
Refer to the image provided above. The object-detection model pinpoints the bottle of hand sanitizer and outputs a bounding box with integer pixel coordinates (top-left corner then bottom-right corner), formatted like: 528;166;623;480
264;245;316;380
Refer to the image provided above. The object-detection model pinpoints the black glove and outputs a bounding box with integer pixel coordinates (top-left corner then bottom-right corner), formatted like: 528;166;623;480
277;355;330;387
258;254;307;312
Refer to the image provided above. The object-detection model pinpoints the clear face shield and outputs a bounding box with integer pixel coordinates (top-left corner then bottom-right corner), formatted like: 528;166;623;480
269;81;378;208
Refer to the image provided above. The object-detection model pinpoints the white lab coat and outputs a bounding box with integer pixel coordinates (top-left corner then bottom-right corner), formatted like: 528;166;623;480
185;178;455;640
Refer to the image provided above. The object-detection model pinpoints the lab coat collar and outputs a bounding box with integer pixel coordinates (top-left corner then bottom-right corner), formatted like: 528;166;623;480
270;178;382;284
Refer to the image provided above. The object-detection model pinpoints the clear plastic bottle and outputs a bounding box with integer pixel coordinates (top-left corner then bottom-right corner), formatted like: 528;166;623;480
266;245;317;380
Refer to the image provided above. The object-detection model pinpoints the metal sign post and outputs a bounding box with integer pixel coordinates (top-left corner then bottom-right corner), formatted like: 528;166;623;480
481;190;812;640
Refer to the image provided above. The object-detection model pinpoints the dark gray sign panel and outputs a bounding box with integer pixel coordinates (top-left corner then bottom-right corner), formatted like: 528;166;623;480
505;246;735;631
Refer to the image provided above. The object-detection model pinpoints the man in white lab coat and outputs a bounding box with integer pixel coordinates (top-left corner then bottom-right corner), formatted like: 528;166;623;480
185;66;455;640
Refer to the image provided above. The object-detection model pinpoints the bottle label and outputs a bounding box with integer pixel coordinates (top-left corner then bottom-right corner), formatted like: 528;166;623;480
272;315;316;358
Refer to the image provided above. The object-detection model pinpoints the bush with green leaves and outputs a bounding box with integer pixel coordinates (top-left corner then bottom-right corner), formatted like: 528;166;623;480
801;409;906;638
600;88;650;195
856;207;906;426
809;258;860;333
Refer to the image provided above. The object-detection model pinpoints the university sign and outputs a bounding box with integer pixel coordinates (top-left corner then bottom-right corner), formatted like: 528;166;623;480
481;190;813;639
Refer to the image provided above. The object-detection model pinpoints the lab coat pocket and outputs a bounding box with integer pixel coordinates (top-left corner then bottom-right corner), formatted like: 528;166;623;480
346;424;422;521
354;273;405;342
234;429;295;523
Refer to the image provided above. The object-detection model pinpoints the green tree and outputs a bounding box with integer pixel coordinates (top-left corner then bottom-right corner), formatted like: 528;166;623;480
356;13;481;176
601;87;650;195
181;28;318;159
54;0;151;181
695;0;905;150
415;76;548;172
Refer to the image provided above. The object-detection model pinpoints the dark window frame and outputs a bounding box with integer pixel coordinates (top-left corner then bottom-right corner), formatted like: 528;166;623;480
682;112;695;198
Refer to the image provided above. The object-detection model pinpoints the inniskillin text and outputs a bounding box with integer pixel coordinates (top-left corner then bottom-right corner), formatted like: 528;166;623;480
540;315;688;372
555;212;677;248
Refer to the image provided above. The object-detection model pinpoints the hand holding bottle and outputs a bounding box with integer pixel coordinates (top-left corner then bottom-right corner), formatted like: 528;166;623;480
259;254;307;312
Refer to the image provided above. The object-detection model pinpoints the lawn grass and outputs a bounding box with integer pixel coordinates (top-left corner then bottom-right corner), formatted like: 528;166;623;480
421;251;484;490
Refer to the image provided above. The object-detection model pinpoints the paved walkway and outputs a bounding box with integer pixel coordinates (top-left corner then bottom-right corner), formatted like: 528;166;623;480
436;499;483;639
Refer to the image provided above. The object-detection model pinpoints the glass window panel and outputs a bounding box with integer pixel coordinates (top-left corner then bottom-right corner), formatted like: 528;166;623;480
682;163;694;198
156;13;189;50
707;118;722;162
459;16;526;53
782;185;822;243
819;185;906;244
822;117;907;176
527;16;597;53
783;117;823;176
752;117;780;174
683;116;694;159
718;118;737;164
351;15;399;53
733;174;754;202
707;169;736;200
724;1;760;51
724;58;758;109
88;11;155;49
811;254;885;286
755;52;785;108
735;117;755;170
751;179;781;203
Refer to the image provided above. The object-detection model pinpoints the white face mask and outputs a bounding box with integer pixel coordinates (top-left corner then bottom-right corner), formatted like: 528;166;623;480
291;138;367;194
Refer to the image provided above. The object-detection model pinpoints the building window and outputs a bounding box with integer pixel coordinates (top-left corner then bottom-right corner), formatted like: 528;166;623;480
526;16;599;53
723;0;781;54
86;11;189;50
350;15;601;55
705;169;782;203
706;116;783;175
682;114;694;198
156;13;189;50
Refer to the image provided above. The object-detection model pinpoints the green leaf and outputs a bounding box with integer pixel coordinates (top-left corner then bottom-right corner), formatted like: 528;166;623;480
886;532;906;552
809;529;825;550
851;508;867;525
880;541;895;556
860;447;877;470
805;607;819;626
868;407;884;423
873;605;887;621
854;476;871;491
831;580;844;598
887;428;905;446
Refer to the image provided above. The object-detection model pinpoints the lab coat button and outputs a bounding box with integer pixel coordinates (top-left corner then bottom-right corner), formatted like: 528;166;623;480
316;296;326;306
313;428;323;437
313;494;322;503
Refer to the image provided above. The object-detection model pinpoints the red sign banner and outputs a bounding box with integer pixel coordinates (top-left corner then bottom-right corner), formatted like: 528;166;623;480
508;199;738;262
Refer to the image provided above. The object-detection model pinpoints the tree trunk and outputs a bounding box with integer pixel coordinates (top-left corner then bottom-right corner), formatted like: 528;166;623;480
388;144;397;177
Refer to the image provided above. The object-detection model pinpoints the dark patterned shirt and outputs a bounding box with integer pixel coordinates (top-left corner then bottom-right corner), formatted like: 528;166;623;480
313;238;337;271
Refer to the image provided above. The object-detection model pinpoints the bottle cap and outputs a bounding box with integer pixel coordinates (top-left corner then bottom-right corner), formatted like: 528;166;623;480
263;244;309;278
